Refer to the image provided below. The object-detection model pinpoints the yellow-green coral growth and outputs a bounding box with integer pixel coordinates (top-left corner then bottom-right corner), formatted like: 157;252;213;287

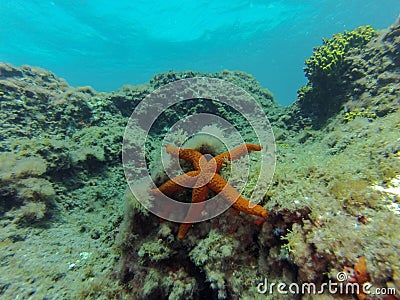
304;25;376;81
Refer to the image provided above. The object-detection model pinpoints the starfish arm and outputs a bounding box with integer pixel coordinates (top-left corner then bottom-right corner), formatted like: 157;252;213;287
166;144;202;169
208;173;267;218
178;224;191;240
178;185;208;239
150;170;200;196
215;144;262;170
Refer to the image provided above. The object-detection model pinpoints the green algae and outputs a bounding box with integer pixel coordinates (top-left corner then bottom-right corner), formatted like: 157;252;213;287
0;19;399;300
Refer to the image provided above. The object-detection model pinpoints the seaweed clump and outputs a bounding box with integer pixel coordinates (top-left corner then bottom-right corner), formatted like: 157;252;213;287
293;25;377;127
304;25;375;82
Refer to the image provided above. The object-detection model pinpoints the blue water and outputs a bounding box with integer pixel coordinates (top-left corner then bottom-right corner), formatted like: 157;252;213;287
0;1;398;105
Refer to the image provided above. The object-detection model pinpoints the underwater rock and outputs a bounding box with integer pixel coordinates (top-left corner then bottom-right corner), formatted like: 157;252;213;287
0;18;399;300
285;21;399;129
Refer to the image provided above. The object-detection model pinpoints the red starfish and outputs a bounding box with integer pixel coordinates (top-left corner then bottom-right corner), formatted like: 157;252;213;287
151;144;268;239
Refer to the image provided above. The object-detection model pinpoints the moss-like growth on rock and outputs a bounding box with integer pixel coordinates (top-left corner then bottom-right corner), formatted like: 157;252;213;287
0;152;56;225
304;25;376;82
291;25;377;128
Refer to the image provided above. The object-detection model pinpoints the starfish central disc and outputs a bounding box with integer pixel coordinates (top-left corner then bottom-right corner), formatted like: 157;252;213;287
196;154;217;187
